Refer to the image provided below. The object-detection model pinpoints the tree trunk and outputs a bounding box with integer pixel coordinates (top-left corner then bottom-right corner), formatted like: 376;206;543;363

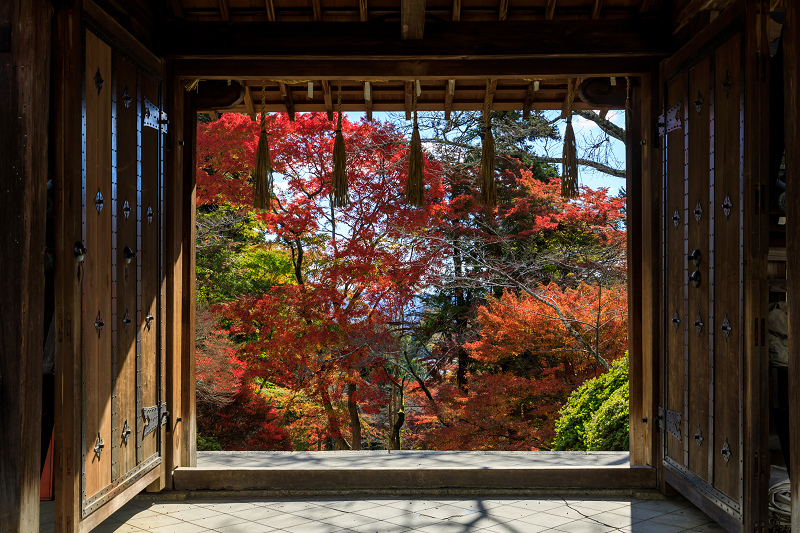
347;383;362;450
320;389;350;450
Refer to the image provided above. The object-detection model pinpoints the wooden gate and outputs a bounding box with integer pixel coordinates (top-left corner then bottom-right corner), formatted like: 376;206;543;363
61;22;167;530
659;6;769;532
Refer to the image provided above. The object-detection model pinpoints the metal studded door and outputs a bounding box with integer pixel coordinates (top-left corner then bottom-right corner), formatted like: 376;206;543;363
78;27;166;523
660;21;768;533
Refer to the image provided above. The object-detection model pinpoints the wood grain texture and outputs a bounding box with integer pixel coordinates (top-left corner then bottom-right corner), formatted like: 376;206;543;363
84;30;114;500
115;53;140;481
53;3;84;532
711;33;741;502
0;0;50;530
686;57;711;482
400;0;425;39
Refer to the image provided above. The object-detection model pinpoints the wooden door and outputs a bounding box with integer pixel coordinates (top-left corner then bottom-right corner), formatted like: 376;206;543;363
659;12;769;532
69;27;166;529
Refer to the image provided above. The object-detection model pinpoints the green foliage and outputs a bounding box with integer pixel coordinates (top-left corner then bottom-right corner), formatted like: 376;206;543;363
552;353;628;451
197;433;223;451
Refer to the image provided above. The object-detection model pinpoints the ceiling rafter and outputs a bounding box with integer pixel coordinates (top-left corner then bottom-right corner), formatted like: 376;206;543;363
401;0;426;39
545;0;557;19
265;0;277;21
218;0;230;21
278;82;296;121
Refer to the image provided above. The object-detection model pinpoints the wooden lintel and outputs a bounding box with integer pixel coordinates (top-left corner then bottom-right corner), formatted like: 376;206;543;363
321;80;334;120
452;0;461;21
161;20;668;59
591;0;603;19
266;0;277;21
243;83;256;121
312;0;322;21
219;0;231;21
365;83;373;120
174;56;660;80
278;81;297;121
401;0;426;39
360;0;368;21
499;0;509;21
522;81;535;119
405;81;413;120
444;79;455;121
545;0;557;19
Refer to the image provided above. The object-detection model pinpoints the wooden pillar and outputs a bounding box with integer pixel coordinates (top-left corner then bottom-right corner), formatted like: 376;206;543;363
627;77;646;466
0;0;52;530
783;0;800;527
181;91;197;468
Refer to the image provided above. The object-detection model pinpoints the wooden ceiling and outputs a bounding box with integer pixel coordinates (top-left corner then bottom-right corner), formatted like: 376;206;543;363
136;0;708;114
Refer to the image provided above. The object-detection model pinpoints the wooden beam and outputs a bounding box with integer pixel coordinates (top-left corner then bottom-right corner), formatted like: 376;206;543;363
175;56;662;81
364;82;373;120
522;81;535;119
360;0;368;21
404;81;413;120
243;83;256;120
499;0;508;20
784;0;800;527
444;79;455;121
452;0;461;21
1;1;49;531
591;0;603;19
545;0;557;19
169;0;185;18
312;0;322;21
321;80;334;120
401;0;426;40
265;0;276;21
219;0;230;21
161;20;668;59
278;81;296;121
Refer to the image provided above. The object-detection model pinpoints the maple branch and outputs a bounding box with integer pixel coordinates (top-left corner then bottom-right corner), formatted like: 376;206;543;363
403;350;449;427
572;110;625;143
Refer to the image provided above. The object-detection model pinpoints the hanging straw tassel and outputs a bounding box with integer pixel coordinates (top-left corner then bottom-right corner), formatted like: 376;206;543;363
479;81;497;207
332;84;349;208
253;81;274;209
561;78;579;200
406;88;425;207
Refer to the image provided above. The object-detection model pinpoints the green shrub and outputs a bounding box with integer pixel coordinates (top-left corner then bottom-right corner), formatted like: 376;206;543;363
197;433;223;451
552;354;629;451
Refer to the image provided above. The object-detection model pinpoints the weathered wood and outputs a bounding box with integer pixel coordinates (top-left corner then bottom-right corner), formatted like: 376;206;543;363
164;63;184;489
591;0;603;19
180;91;198;469
265;0;277;21
522;81;535;119
243;82;256;120
321;80;333;120
0;0;51;531
498;0;508;21
405;80;413;120
364;82;373;120
452;0;460;21
53;3;84;532
311;0;322;21
161;20;669;60
401;0;425;39
172;56;662;81
359;0;368;21
626;78;644;466
784;0;800;527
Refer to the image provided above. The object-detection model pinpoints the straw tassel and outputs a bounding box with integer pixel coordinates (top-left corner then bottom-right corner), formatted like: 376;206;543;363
332;84;349;208
406;89;425;207
561;78;579;200
479;81;497;207
253;81;273;209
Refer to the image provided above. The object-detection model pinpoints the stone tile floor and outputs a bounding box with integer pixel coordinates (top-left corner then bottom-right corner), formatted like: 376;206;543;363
40;495;723;533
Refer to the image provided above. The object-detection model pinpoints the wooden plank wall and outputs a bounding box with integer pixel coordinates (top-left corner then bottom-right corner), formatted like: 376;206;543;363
783;0;800;526
0;0;51;531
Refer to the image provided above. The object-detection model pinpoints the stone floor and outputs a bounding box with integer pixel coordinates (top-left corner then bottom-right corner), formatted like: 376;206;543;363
40;495;723;533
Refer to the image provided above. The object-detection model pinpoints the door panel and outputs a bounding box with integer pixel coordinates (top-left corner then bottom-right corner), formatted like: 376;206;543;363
73;27;166;527
660;28;757;531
